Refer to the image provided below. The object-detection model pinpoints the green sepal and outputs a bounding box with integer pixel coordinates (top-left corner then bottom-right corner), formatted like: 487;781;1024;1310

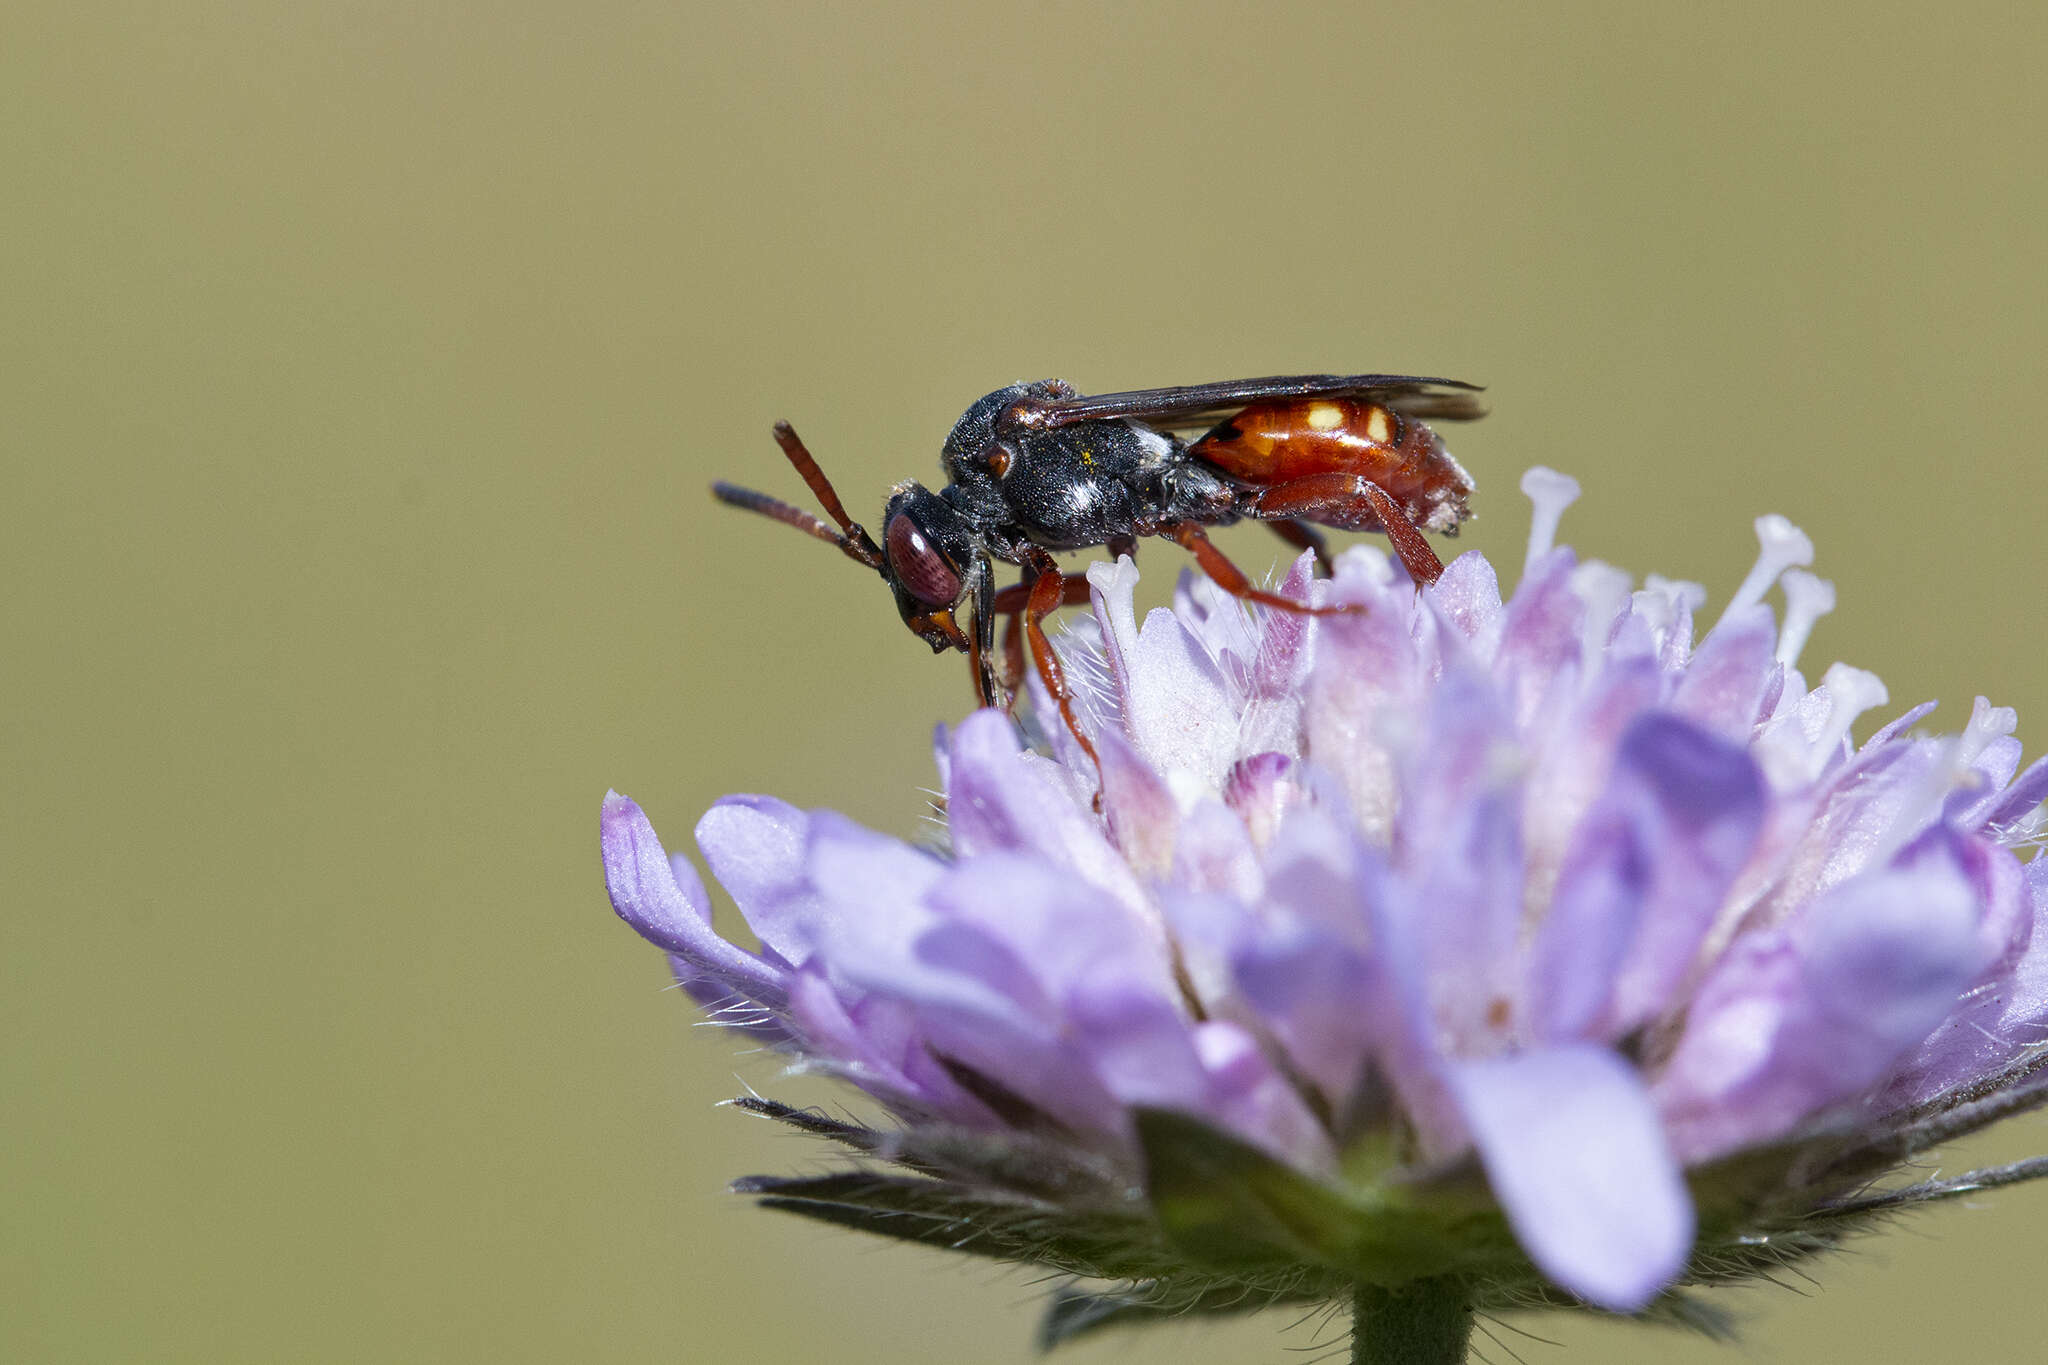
736;1171;1171;1280
1035;1279;1322;1352
731;1094;1126;1202
1036;1287;1147;1351
1136;1108;1357;1269
1134;1108;1505;1285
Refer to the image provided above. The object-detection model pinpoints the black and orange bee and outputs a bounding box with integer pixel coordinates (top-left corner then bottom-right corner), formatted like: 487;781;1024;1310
714;374;1485;760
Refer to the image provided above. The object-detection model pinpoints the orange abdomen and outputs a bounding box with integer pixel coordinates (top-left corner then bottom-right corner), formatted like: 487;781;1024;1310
1188;397;1475;530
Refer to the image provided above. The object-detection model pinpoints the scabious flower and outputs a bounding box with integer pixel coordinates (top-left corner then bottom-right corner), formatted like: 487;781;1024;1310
602;469;2048;1361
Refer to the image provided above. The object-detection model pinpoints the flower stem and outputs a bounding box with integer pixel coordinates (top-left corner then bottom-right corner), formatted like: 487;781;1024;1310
1351;1279;1472;1365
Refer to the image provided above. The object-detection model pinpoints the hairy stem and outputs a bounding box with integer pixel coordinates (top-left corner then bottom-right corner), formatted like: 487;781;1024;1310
1352;1279;1472;1365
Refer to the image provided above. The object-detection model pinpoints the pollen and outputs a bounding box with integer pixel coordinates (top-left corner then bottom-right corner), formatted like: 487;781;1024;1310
1306;403;1344;431
1364;405;1393;444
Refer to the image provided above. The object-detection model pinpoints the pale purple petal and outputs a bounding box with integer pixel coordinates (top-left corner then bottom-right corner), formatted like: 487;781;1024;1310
929;721;952;791
928;851;1177;1004
1088;553;1242;783
1221;751;1301;852
784;970;985;1123
1797;738;1958;901
1115;601;1239;785
1239;809;1435;1124
1426;549;1505;661
1531;715;1765;1042
1023;662;1110;783
1669;605;1777;742
796;819;1030;1029
1895;826;2030;976
600;792;787;1005
1171;566;1261;677
1526;816;1643;1048
1945;734;2023;829
1170;797;1263;899
1392;666;1515;860
1982;752;2048;834
1084;554;1143;706
788;812;953;997
946;709;1154;925
1191;1019;1337;1174
1258;805;1374;945
1095;726;1177;878
1603;599;1660;669
1348;837;1470;1157
1157;888;1257;1014
817;894;1129;1138
931;853;1207;1134
1493;548;1584;729
1234;915;1376;1103
1657;839;1996;1161
1863;699;1939;748
1302;564;1427;838
1062;977;1209;1117
821;910;1041;1032
806;810;948;916
1407;786;1525;1051
1645;578;1702;674
1249;551;1319;697
1519;658;1663;892
1884;857;2048;1107
1450;1045;1693;1312
694;795;814;967
1782;844;1990;1052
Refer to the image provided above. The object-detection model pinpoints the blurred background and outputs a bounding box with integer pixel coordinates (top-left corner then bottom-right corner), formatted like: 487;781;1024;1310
6;2;2046;1360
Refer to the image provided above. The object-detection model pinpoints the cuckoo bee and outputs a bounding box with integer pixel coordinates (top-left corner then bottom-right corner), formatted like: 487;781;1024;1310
713;373;1485;763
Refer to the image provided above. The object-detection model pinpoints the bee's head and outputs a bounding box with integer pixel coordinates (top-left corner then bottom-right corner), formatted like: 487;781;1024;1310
880;482;979;653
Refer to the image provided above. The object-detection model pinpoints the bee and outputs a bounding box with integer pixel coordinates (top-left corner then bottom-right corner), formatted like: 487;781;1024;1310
714;374;1484;761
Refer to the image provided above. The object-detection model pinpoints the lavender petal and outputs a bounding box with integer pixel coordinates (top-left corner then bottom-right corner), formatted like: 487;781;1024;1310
600;792;787;1005
1450;1045;1693;1312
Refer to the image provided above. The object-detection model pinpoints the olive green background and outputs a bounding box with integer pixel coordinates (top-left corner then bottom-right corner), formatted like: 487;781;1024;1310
7;3;2046;1361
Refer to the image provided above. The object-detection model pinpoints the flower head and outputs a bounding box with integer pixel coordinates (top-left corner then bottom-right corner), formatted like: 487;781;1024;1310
602;469;2048;1349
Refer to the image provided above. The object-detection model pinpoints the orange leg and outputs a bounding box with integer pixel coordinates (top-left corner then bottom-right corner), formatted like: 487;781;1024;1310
1019;549;1099;769
1247;474;1445;585
992;573;1094;700
1161;524;1365;615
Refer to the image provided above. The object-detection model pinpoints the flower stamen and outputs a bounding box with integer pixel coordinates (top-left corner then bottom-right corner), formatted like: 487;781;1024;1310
1519;466;1581;577
1774;569;1835;670
1718;513;1815;627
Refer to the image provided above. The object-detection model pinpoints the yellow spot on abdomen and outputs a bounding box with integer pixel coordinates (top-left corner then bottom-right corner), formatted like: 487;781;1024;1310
1306;403;1344;431
1364;405;1393;444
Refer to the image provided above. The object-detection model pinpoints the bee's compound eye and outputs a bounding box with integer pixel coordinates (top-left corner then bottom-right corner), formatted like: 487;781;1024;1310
885;513;962;607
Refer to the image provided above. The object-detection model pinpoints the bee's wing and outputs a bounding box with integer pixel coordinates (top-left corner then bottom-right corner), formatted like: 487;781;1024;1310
1004;374;1487;434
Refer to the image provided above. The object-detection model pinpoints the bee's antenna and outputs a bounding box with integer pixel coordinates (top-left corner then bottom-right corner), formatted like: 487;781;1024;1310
709;422;886;570
710;481;852;549
772;423;873;549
